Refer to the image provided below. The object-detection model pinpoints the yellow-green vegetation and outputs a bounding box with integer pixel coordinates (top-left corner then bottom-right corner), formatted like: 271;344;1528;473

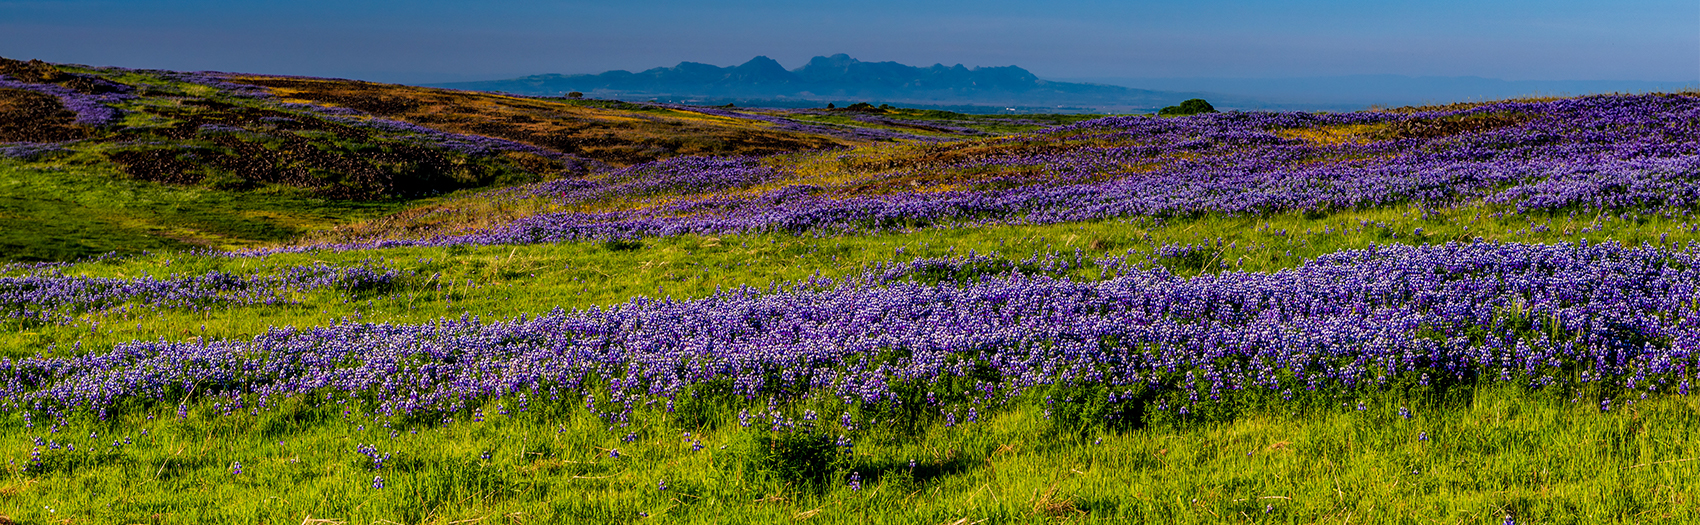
2;377;1695;523
0;155;414;261
3;202;1698;522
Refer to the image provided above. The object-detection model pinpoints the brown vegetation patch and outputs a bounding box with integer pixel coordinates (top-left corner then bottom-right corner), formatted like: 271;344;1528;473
1032;486;1084;518
1379;112;1529;140
103;100;531;199
0;56;129;95
1280;113;1530;146
843;139;1076;172
0;57;68;84
0;88;86;142
1373;96;1570;114
832;165;1051;197
226;77;852;167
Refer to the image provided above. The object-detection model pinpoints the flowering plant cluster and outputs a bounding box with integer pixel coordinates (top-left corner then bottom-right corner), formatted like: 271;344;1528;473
319;114;589;164
0;142;70;160
6;241;1694;433
261;94;1700;253
0;262;401;326
0;74;135;126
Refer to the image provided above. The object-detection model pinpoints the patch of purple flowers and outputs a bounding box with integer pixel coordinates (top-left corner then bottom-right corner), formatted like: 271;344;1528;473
0;261;401;326
0;142;71;160
0;74;136;126
5;241;1700;435
249;93;1700;254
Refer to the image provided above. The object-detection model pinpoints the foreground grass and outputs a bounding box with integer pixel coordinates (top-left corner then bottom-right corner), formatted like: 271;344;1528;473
6;201;1700;522
2;384;1695;523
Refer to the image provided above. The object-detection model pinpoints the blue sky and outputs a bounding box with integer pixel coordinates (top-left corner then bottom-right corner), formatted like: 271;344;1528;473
1;0;1695;84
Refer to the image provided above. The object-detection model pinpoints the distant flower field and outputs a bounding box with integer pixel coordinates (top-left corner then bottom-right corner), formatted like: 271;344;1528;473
278;93;1700;253
8;240;1696;438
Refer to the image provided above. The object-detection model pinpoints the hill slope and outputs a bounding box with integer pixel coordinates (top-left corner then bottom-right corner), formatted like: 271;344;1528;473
1;57;1082;261
299;91;1700;253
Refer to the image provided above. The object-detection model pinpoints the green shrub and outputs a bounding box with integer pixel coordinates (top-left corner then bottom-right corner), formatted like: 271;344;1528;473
1159;98;1217;116
742;429;846;488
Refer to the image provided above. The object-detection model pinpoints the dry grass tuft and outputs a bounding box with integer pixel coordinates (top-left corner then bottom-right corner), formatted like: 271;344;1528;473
1032;485;1083;518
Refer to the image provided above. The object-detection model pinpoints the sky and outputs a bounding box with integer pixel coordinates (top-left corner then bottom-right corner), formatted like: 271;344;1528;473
1;0;1696;85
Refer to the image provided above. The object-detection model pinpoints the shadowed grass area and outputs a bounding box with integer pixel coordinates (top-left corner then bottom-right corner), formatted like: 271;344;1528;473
0;156;413;262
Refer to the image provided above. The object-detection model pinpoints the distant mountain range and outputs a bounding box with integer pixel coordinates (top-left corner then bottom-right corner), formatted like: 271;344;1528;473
428;54;1698;114
428;54;1210;113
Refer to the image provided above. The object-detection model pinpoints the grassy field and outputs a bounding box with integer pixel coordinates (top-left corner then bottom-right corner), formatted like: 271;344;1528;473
4;382;1696;524
5;200;1700;523
9;200;1697;357
0;154;415;262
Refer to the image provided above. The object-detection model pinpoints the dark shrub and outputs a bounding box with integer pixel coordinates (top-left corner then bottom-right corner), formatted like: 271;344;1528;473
1159;98;1217;116
743;430;844;488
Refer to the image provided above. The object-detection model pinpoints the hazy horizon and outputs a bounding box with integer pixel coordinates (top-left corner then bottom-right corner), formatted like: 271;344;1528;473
413;54;1700;112
2;0;1694;87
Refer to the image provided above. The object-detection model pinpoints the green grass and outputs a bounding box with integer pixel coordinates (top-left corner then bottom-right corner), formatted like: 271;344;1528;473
3;383;1696;523
0;155;415;262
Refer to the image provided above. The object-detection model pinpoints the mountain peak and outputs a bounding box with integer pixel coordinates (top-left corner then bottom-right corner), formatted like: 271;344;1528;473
739;56;784;69
730;56;793;83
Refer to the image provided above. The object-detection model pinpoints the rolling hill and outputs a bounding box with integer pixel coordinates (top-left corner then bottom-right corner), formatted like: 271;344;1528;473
0;57;1084;261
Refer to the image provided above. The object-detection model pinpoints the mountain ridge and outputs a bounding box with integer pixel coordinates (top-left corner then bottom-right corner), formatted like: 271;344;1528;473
428;54;1202;111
